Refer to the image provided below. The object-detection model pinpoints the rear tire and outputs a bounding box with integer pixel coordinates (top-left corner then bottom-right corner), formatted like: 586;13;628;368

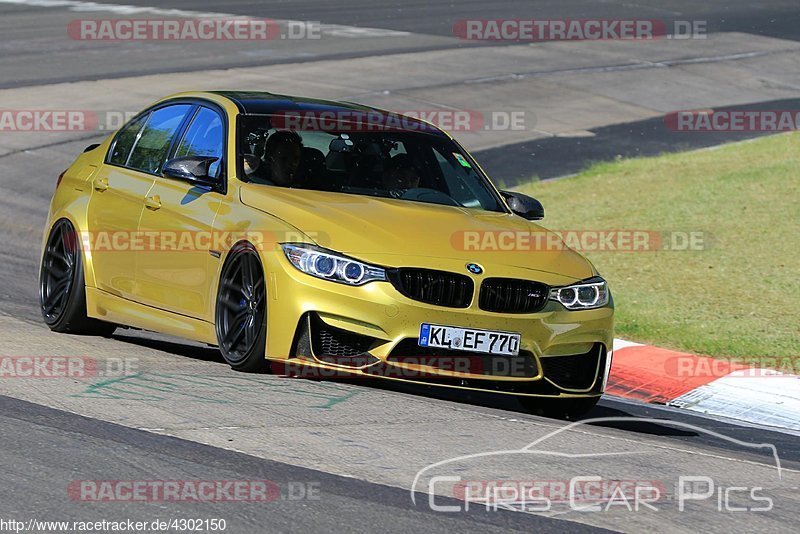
215;242;269;372
518;396;600;420
39;219;116;336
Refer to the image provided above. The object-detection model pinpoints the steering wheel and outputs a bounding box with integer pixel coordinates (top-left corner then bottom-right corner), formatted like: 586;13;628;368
388;188;408;199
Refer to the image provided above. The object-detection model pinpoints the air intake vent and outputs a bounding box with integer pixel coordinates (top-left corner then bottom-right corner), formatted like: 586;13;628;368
479;278;549;313
540;345;604;390
310;315;374;358
388;268;473;308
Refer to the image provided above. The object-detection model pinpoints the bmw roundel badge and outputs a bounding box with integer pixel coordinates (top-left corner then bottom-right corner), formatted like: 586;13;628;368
466;263;483;275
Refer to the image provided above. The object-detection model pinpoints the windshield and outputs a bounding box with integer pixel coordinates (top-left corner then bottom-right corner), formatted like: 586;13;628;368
238;114;506;212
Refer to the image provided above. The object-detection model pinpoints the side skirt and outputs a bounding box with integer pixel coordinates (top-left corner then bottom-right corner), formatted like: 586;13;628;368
85;287;217;345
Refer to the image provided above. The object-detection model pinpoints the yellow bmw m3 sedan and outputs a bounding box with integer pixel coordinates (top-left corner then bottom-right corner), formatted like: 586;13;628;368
39;91;613;418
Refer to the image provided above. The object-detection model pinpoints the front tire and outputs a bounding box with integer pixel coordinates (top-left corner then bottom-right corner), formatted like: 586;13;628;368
39;219;116;336
518;396;600;420
215;242;269;372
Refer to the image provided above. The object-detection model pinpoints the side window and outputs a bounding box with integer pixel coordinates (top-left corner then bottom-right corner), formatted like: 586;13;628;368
127;104;191;174
174;107;224;178
108;114;148;166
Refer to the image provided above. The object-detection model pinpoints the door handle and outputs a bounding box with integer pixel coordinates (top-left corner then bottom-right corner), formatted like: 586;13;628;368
144;195;161;211
93;177;109;192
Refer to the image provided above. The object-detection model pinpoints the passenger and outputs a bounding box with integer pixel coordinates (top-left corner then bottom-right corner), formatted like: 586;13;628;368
246;131;303;186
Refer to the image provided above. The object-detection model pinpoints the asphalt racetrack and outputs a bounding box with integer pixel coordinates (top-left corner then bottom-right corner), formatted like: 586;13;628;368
1;1;799;532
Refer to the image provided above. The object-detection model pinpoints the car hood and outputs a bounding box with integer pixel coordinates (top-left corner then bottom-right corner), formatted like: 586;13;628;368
240;186;595;281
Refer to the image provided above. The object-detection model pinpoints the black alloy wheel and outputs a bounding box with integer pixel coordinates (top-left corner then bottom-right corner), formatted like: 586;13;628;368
39;218;116;335
215;242;269;372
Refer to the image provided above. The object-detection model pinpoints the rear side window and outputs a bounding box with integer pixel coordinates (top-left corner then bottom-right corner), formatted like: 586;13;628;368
174;107;224;178
108;114;148;166
126;104;191;174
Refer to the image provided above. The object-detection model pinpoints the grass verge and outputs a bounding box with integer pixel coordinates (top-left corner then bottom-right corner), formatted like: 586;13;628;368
516;133;800;363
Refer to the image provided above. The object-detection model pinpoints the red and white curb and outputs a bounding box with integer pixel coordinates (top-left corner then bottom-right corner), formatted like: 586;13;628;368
608;339;800;432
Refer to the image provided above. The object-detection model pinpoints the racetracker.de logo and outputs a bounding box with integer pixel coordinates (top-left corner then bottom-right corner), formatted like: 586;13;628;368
453;19;689;41
270;110;529;132
665;356;800;378
0;110;97;131
451;230;709;252
67;18;282;40
273;356;533;379
0;356;136;378
453;479;666;506
77;230;321;253
67;480;282;502
665;110;800;132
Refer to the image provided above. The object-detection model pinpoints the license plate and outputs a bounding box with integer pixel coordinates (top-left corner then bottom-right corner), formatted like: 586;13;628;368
419;323;521;356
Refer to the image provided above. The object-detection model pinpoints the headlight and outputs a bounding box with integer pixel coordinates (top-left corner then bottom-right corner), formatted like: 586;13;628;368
549;277;609;310
282;244;386;286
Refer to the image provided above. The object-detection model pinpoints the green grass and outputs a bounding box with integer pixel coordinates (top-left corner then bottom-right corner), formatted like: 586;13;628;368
516;133;800;362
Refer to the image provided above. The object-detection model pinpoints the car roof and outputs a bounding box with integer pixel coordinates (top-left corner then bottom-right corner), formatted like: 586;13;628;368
209;90;448;137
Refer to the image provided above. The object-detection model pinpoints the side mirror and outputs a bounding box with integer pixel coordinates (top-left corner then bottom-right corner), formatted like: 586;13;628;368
500;190;544;220
162;156;220;191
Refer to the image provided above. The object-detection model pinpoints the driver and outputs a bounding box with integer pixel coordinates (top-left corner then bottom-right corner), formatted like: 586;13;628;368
382;154;420;190
245;130;303;186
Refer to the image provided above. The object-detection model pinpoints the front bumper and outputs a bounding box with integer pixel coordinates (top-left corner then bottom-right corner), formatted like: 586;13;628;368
262;252;614;398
